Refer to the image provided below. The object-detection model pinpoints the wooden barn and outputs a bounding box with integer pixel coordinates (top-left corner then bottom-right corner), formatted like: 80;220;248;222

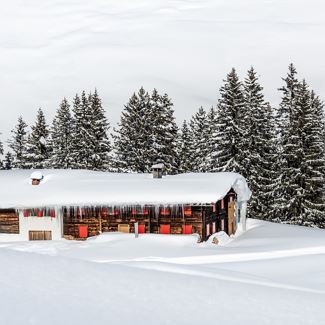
0;167;251;242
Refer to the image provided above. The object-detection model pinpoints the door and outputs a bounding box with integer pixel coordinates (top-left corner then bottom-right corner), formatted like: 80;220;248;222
29;231;52;241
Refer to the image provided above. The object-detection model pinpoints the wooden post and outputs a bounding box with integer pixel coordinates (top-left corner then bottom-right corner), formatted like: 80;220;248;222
98;208;102;234
202;207;206;241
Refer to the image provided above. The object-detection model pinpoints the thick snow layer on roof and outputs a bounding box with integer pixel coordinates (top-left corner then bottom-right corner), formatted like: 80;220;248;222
0;169;251;209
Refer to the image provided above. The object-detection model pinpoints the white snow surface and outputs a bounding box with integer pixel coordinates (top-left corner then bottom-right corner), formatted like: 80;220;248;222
0;169;251;208
0;219;324;325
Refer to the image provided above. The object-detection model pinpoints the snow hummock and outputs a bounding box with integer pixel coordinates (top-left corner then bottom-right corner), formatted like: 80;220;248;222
0;219;324;325
0;169;251;208
30;171;44;181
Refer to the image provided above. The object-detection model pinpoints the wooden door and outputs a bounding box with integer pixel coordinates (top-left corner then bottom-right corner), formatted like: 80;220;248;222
228;202;235;235
29;231;52;241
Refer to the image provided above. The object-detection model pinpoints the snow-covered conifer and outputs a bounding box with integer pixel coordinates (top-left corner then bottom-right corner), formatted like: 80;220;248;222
70;91;95;169
178;120;193;173
242;67;278;220
149;90;179;174
274;64;302;222
189;107;210;172
25;109;50;169
3;152;14;170
49;98;73;169
88;89;112;171
113;87;151;172
8;117;28;169
213;68;245;173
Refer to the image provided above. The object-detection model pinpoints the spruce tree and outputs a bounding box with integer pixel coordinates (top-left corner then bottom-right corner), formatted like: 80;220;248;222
113;87;151;172
3;152;14;170
114;88;179;174
290;81;325;227
178;120;193;173
25;109;50;169
212;68;245;173
88;89;112;171
70;91;95;170
148;90;179;174
189;107;210;172
206;106;218;172
242;67;278;220
8;116;28;168
50;98;73;169
0;135;3;169
274;64;301;222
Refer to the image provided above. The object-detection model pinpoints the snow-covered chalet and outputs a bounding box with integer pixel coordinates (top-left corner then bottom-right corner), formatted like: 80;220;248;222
0;166;251;241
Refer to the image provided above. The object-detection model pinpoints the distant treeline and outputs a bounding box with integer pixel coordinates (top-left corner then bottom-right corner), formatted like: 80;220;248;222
0;64;324;228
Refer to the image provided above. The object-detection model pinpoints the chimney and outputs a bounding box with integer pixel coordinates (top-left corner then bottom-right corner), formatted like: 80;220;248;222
151;163;164;179
30;171;44;185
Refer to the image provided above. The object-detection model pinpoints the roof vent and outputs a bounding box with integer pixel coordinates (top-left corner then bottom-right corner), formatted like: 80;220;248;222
152;163;164;179
30;171;44;185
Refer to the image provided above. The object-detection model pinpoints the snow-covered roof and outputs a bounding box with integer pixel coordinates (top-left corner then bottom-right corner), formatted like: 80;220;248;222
0;170;251;209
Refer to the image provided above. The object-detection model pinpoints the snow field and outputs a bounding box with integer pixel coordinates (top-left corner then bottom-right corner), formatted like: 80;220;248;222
0;219;325;324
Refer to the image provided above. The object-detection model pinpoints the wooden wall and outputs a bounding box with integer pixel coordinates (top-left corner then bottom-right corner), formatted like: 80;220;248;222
0;209;19;234
62;190;237;241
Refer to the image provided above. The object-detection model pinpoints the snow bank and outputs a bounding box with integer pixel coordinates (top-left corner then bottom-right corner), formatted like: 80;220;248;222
207;231;231;246
0;169;251;208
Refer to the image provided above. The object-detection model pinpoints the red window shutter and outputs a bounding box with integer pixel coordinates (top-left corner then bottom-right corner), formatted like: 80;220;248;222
50;209;56;218
183;225;192;234
138;224;145;234
184;206;192;217
37;210;43;218
160;208;170;216
160;224;170;234
79;225;88;238
23;210;29;217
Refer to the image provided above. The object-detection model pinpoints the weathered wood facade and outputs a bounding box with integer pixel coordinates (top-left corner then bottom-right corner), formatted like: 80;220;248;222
0;191;238;242
0;209;19;234
62;190;237;241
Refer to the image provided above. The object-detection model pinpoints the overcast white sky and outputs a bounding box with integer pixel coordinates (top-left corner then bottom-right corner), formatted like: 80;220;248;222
0;0;324;145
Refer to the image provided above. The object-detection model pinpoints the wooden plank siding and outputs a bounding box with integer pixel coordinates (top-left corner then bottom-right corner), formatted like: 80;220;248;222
61;194;236;241
0;209;19;234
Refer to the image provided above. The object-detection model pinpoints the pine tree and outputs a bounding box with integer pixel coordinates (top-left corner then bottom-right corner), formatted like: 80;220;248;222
8;116;28;168
178;120;193;173
3;152;14;170
212;68;245;173
49;98;73;169
242;67;278;220
189;107;210;172
88;89;112;171
25;109;50;169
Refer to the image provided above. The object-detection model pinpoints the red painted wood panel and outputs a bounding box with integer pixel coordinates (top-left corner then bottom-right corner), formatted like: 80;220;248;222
160;224;170;234
79;225;88;238
138;224;145;234
183;225;192;234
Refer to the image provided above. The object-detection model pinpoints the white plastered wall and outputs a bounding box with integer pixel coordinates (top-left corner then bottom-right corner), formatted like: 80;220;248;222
18;208;63;240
